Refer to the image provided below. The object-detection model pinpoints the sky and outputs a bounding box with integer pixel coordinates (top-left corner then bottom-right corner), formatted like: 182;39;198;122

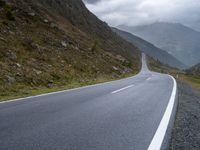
83;0;200;31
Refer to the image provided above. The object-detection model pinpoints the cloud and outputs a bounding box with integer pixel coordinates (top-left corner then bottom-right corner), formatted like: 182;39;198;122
83;0;200;31
84;0;99;4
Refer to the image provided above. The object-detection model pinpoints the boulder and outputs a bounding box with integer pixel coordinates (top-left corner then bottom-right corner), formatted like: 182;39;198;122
28;12;35;17
61;41;67;47
15;63;21;68
43;19;49;23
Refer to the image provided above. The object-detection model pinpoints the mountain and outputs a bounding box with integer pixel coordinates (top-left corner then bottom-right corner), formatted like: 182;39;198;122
186;63;200;76
0;0;140;99
83;0;99;4
118;22;200;67
112;27;186;69
35;0;140;62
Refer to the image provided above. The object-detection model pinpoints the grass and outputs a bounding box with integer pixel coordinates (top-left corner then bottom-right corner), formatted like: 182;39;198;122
0;71;138;102
178;75;200;90
146;55;200;91
0;2;140;102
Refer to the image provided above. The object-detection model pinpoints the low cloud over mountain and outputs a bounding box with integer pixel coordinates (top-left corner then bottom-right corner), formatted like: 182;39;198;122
118;22;200;67
83;0;200;32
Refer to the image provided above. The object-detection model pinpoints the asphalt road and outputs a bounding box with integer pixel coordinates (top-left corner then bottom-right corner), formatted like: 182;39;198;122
0;55;176;150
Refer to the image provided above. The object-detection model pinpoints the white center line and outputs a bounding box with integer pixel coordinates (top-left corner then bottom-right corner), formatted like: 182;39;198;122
111;84;135;94
146;77;151;81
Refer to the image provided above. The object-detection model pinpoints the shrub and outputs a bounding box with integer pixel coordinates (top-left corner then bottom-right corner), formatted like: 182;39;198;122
0;0;6;7
91;40;98;53
2;20;9;25
3;5;15;21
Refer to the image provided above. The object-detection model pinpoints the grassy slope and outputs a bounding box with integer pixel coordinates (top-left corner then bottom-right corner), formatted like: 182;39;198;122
33;0;141;65
0;1;140;101
147;56;200;90
184;64;200;89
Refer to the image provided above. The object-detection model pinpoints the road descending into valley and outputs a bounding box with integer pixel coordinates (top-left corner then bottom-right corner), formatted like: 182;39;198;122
0;54;177;150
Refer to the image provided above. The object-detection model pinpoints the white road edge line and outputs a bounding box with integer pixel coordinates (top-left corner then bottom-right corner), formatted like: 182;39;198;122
0;75;138;104
147;75;177;150
111;84;135;94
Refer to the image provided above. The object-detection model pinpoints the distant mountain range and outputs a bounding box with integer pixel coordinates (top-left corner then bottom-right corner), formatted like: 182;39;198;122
112;27;186;69
118;22;200;67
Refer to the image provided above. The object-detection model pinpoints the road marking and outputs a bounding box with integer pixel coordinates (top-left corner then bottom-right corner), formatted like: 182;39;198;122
0;75;138;104
146;77;151;81
148;75;177;150
111;84;135;94
0;54;146;104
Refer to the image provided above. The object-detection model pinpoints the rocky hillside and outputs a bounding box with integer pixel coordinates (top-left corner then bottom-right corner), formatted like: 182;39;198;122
0;0;140;99
112;27;186;69
186;64;200;76
118;22;200;67
34;0;140;63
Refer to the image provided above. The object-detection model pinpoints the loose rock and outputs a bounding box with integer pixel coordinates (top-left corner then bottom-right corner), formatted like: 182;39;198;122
28;12;35;16
44;19;49;23
61;41;67;47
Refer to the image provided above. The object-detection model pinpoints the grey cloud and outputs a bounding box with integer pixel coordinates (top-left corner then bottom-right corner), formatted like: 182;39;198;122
83;0;200;31
83;0;100;4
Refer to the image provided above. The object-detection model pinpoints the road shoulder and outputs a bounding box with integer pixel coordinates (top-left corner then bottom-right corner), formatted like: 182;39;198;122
170;81;200;149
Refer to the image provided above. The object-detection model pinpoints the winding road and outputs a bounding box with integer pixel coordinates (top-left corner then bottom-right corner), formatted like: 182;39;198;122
0;54;177;150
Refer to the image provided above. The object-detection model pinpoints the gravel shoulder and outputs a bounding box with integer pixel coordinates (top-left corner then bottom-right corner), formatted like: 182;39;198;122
170;81;200;149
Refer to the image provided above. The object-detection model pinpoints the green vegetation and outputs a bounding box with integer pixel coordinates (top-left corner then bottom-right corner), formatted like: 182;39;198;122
3;4;15;21
0;1;140;101
0;71;137;102
147;56;200;90
0;1;15;21
179;75;200;90
147;56;183;75
91;40;99;53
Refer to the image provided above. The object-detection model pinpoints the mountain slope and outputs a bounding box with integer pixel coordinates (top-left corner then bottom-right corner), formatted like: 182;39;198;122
186;63;200;76
0;0;140;99
32;0;140;64
112;27;186;69
118;22;200;67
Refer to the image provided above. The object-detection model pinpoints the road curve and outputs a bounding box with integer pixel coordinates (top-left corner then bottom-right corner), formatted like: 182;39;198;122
0;54;177;150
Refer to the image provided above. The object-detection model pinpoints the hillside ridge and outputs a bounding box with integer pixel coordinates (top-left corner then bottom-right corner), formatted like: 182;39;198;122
0;0;140;100
112;27;186;69
118;22;200;67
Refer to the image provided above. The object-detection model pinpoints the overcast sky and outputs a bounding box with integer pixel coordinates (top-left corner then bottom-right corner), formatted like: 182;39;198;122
83;0;200;31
